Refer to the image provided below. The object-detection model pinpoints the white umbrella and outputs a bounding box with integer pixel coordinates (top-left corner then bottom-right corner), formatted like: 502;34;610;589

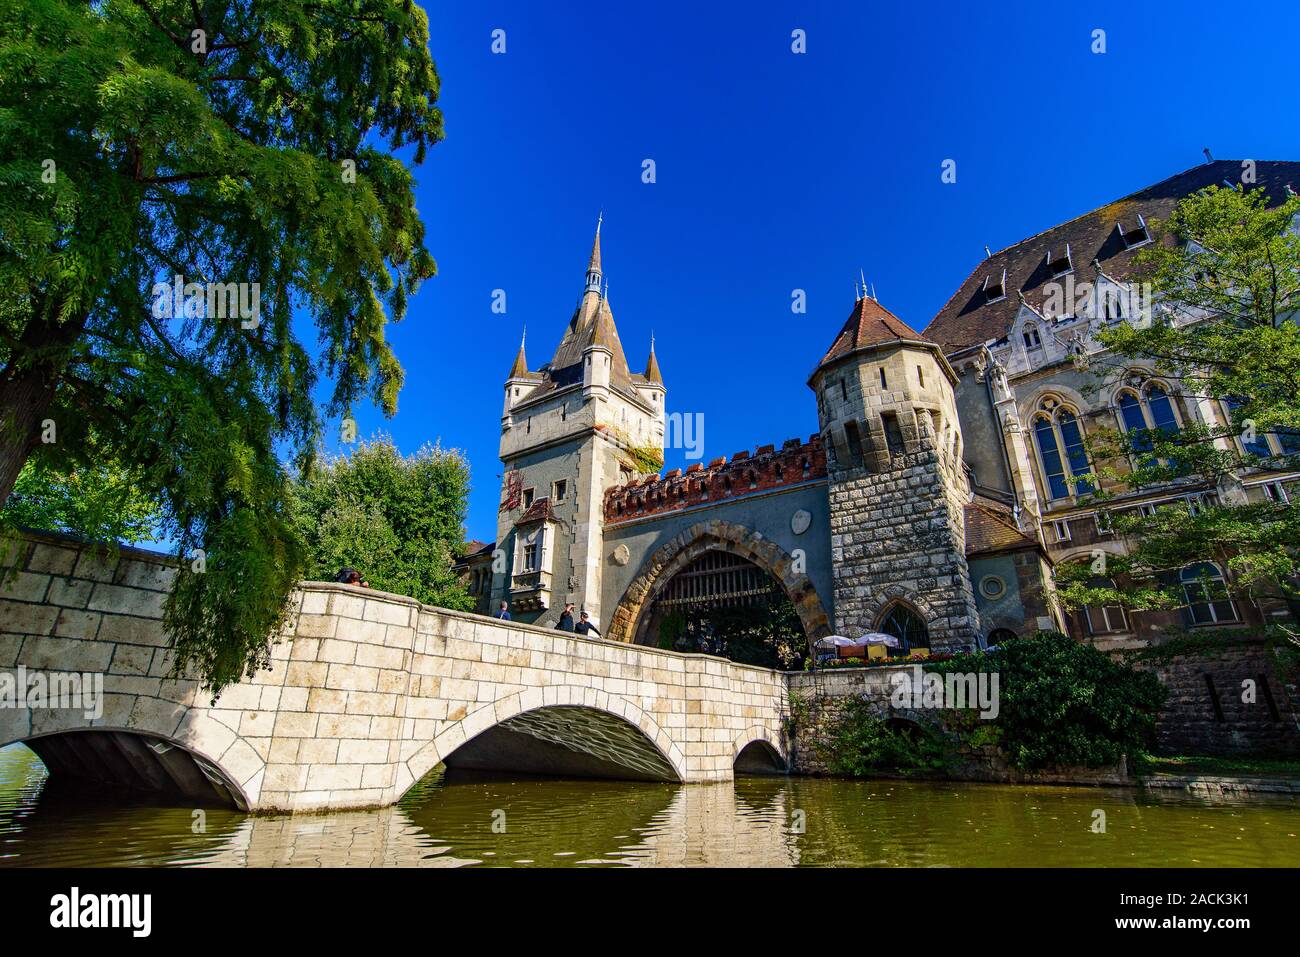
856;631;902;648
813;634;860;650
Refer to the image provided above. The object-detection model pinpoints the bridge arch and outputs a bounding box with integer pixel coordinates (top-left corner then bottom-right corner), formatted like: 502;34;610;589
732;725;787;774
400;684;689;796
607;520;833;647
0;704;263;810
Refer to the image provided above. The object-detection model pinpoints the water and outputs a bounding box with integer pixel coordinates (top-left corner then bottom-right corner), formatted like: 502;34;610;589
2;743;1298;867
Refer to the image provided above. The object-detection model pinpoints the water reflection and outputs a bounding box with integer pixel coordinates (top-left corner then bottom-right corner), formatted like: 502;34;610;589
2;743;1298;867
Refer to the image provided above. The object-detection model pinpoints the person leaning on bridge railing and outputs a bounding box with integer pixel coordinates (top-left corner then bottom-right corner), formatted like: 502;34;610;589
574;612;600;637
556;603;576;632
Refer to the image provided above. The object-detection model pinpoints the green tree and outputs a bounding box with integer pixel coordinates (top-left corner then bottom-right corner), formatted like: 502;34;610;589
289;435;474;611
0;1;443;689
1058;185;1300;639
2;455;161;544
931;632;1167;769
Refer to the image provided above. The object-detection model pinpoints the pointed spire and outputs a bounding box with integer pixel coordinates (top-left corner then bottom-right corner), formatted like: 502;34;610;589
508;328;529;379
644;332;663;385
860;269;867;301
585;212;603;293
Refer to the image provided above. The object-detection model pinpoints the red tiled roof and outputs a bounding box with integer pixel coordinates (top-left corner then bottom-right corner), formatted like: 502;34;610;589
818;296;929;369
515;497;555;526
924;160;1300;354
963;498;1036;557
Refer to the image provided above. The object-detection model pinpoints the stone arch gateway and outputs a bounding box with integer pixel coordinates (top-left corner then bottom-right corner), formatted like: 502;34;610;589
606;520;833;647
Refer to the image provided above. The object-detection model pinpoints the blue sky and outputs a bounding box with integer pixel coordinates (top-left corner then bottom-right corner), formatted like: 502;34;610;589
336;0;1300;544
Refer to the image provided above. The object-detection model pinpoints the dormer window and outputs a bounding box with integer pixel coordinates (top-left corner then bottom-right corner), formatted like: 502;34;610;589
1119;214;1151;249
1023;324;1042;350
982;268;1007;303
1047;245;1073;277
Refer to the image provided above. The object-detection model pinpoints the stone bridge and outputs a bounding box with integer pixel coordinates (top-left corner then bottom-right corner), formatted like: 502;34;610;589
0;532;792;813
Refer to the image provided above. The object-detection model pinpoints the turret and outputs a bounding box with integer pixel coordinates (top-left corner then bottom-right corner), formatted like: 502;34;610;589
810;290;979;652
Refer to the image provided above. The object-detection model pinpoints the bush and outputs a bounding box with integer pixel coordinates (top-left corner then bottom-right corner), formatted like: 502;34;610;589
931;630;1167;769
821;697;948;776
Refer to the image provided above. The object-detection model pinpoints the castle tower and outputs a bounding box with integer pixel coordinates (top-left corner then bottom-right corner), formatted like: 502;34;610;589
493;218;666;625
809;292;980;651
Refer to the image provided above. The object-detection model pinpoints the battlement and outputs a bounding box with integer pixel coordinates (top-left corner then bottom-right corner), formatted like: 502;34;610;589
604;436;827;524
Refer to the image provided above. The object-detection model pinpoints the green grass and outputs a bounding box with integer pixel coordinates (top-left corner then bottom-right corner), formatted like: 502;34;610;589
1142;754;1300;779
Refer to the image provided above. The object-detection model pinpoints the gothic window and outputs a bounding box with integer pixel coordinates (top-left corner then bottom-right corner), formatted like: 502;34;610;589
879;603;929;651
1022;324;1042;350
1030;398;1093;500
1179;562;1239;626
1116;381;1181;464
1222;395;1299;458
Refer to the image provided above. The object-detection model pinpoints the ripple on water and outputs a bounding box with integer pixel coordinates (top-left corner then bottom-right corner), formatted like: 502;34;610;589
2;744;1299;867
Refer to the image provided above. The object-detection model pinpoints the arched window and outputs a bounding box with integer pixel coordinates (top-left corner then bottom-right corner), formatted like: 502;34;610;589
1116;381;1181;461
1030;397;1093;500
1082;576;1128;635
879;603;929;652
984;628;1017;648
1179;562;1239;626
1222;395;1299;458
1022;324;1042;350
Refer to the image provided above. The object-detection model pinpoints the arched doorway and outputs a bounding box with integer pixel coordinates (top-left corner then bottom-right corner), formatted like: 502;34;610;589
638;549;807;669
607;520;833;660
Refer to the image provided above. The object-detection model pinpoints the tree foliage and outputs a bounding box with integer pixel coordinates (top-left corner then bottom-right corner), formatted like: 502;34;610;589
1057;185;1300;633
1;454;161;544
931;632;1167;769
289;435;474;611
0;1;443;690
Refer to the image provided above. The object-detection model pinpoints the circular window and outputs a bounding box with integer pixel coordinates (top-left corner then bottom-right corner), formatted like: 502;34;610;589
979;575;1006;600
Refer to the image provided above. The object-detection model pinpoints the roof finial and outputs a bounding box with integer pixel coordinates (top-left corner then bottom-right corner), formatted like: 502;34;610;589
1203;147;1214;164
585;212;603;293
984;244;992;258
870;283;877;302
860;269;867;301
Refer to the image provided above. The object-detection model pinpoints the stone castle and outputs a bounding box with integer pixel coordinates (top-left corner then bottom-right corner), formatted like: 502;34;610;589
458;159;1300;659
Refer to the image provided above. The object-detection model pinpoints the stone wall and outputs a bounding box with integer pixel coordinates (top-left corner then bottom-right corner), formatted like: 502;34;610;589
1136;643;1300;756
827;437;980;651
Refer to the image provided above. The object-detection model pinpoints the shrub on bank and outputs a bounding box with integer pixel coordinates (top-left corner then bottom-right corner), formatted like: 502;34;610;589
806;631;1167;775
929;630;1167;770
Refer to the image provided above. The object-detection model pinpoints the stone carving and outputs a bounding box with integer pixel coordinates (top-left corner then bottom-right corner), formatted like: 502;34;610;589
791;509;811;535
611;543;630;566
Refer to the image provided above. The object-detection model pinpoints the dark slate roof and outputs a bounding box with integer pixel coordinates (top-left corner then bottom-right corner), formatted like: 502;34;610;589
817;295;928;370
963;497;1037;557
923;160;1300;354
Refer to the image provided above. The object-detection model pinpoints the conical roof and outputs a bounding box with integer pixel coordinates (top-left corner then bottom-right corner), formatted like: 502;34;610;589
817;295;931;369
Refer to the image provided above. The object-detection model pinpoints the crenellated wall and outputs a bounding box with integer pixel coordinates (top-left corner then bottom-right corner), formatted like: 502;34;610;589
603;437;827;524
